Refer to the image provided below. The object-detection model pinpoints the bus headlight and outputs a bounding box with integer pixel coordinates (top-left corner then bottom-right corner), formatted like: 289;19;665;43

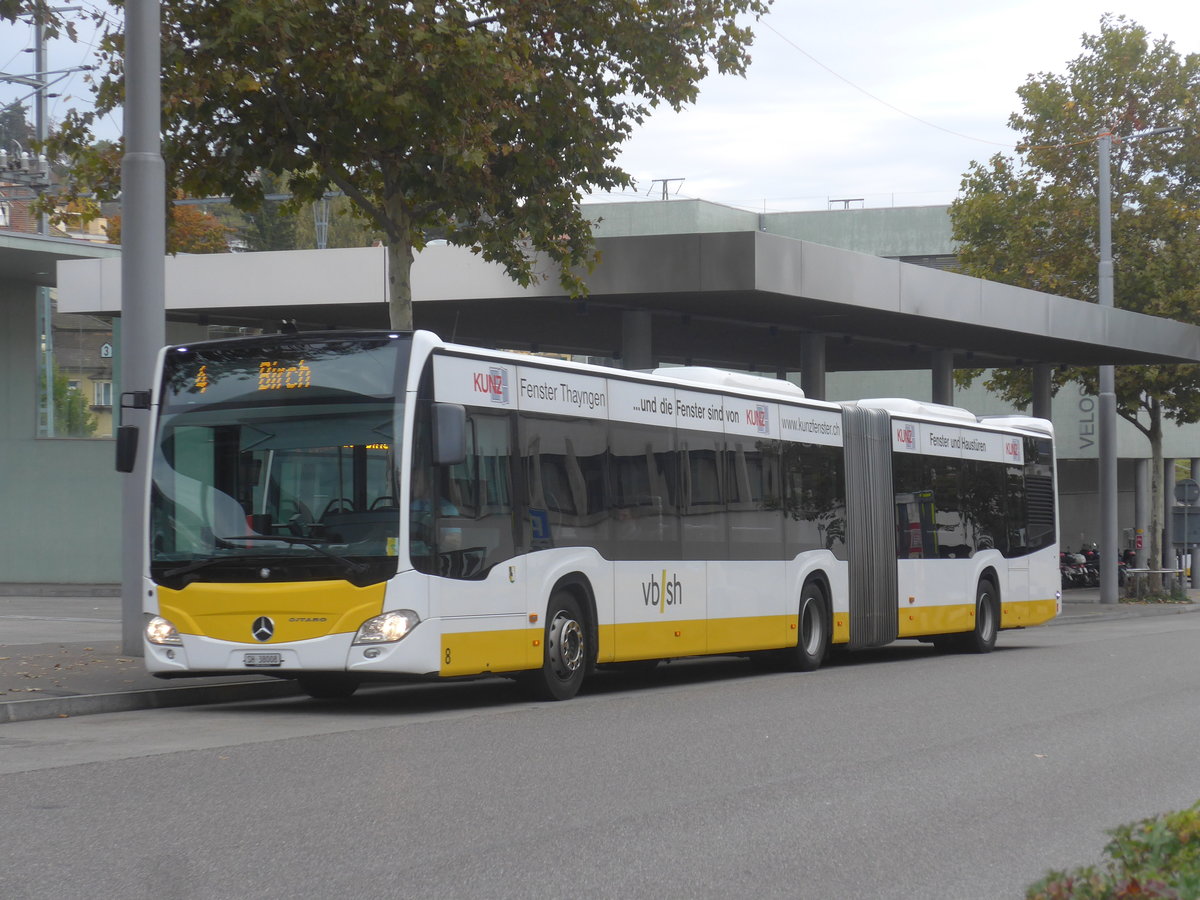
353;610;419;644
145;614;183;646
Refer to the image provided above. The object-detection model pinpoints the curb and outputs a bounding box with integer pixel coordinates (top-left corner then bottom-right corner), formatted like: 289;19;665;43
0;584;121;597
1052;602;1200;626
0;678;301;725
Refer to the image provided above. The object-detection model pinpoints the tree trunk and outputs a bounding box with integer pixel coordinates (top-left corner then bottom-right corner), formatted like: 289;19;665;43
384;194;415;331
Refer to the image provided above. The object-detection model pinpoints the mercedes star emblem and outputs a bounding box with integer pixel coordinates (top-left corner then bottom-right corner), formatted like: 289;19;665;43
251;616;275;642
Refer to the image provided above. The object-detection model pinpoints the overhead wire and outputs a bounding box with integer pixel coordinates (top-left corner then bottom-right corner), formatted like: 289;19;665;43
760;20;1127;163
759;20;1015;148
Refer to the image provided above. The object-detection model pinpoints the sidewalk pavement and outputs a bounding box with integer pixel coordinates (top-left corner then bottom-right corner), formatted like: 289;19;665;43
0;591;299;724
3;586;1199;725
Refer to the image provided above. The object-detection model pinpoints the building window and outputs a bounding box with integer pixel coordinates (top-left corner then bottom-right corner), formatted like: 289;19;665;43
93;381;113;407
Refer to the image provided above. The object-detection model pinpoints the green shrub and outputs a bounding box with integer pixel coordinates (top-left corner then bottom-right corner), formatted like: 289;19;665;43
1026;801;1200;899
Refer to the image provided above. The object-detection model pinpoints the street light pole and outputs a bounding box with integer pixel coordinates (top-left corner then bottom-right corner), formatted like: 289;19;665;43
1097;132;1118;604
119;0;165;654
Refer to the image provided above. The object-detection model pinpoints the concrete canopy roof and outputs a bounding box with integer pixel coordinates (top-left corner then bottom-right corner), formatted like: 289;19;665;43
55;229;1200;372
0;231;120;289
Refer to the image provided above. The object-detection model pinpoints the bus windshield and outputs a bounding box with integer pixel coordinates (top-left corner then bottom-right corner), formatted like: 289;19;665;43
149;334;409;587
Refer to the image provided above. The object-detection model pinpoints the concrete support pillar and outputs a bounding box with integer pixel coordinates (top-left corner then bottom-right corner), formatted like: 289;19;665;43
620;309;653;371
1164;459;1176;569
1192;459;1200;479
1032;364;1053;420
800;333;826;401
931;350;954;406
1135;458;1149;569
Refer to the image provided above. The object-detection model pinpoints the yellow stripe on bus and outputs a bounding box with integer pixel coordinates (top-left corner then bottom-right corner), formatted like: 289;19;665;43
432;596;1064;677
897;603;975;637
1001;597;1058;628
897;597;1060;637
159;581;385;644
440;628;537;676
705;615;794;655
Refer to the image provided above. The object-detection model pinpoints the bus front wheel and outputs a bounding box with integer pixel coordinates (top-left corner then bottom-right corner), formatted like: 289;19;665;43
530;592;588;701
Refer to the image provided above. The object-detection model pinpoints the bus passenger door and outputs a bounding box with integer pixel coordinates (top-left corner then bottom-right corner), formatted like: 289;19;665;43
424;411;528;674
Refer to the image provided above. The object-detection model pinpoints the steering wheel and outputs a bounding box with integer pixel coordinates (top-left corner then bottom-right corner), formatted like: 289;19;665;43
322;498;355;518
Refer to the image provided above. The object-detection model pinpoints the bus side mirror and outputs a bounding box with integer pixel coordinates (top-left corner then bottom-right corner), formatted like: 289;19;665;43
432;403;466;466
115;425;139;473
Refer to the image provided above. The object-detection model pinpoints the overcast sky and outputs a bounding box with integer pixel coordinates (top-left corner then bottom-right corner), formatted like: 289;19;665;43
604;0;1200;211
3;1;1198;212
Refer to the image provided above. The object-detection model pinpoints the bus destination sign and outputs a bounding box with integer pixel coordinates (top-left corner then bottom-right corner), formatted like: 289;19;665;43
162;337;403;409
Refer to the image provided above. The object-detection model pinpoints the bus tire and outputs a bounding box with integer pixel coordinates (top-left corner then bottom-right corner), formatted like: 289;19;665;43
530;591;588;701
788;580;830;672
297;674;361;700
963;579;999;654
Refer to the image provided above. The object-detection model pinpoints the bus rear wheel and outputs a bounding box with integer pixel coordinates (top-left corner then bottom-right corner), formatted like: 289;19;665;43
962;579;999;654
297;674;361;700
530;592;588;701
787;581;829;672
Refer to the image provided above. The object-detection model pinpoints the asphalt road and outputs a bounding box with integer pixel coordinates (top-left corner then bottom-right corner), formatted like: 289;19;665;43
3;611;1199;900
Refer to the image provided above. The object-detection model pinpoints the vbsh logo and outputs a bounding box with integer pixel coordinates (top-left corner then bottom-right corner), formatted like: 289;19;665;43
641;570;683;613
473;366;509;404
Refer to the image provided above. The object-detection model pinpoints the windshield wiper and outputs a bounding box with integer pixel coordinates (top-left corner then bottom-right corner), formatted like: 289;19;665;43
218;535;369;575
160;555;242;579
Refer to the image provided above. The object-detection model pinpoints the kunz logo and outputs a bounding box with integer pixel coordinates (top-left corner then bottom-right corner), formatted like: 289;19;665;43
472;366;509;403
896;424;916;450
747;403;769;433
641;570;682;614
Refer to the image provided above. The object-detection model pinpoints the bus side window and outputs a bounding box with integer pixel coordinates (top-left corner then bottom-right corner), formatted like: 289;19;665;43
437;412;515;577
610;422;679;560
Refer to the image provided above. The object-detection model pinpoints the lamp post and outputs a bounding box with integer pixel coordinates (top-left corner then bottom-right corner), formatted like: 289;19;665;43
1095;125;1182;604
119;0;165;653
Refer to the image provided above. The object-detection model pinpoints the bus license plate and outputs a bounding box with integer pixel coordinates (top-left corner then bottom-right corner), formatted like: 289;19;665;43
243;652;283;667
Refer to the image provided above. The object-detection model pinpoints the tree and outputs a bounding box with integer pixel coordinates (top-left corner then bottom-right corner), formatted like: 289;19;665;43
43;0;771;329
0;0;75;37
949;16;1200;571
107;197;231;253
231;171;297;252
0;102;35;150
42;366;97;437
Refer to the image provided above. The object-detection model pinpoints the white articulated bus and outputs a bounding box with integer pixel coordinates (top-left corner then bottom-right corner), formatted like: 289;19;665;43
141;330;1060;700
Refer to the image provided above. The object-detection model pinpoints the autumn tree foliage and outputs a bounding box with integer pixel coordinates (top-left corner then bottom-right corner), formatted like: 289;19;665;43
949;16;1200;566
107;199;231;254
34;0;771;329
